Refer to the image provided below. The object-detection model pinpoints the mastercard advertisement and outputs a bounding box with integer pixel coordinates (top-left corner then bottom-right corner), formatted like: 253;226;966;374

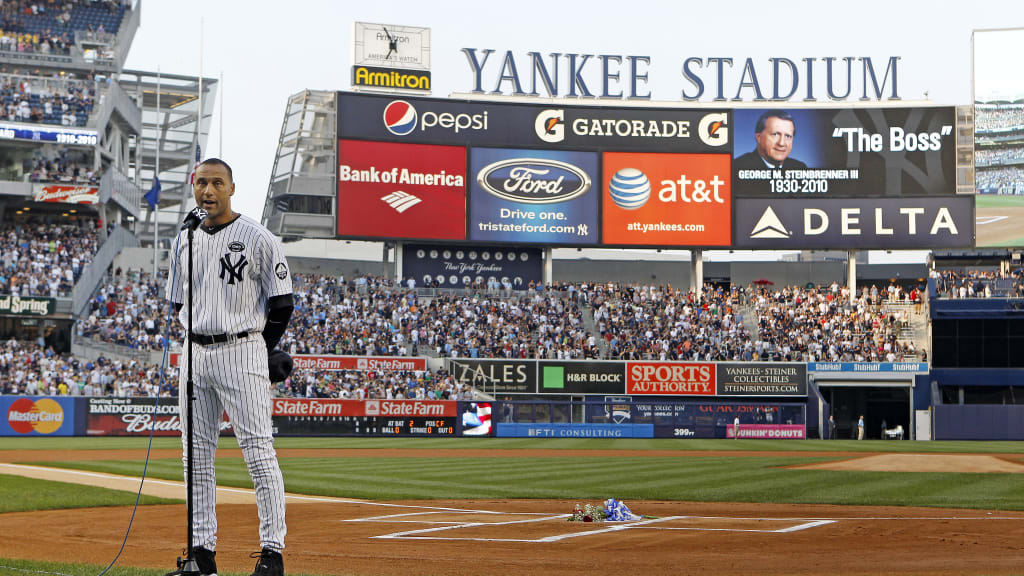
601;152;732;246
2;397;75;436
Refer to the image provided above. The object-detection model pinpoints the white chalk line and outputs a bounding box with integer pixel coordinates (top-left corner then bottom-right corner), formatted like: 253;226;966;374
977;215;1009;225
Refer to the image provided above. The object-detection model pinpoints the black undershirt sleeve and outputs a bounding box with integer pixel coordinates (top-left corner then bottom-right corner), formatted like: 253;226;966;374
263;293;294;351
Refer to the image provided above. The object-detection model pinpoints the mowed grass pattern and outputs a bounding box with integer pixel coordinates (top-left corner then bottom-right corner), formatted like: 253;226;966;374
33;454;1024;510
0;473;177;513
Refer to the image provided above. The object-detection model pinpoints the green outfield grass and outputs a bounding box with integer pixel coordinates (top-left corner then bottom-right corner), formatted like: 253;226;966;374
0;474;177;513
32;453;1024;510
3;436;1024;454
975;194;1024;209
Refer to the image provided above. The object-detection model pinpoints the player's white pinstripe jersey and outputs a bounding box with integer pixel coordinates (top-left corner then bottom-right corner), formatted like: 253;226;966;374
167;214;292;335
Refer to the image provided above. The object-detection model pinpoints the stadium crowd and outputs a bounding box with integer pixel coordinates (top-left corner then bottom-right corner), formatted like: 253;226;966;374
0;339;176;397
25;147;100;184
976;166;1024;194
975;147;1024;167
931;269;1024;298
0;220;98;297
750;285;919;362
975;105;1024;132
0;71;96;127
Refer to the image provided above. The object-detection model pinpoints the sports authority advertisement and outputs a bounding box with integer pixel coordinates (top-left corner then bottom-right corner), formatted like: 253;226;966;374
1;396;75;436
291;355;427;371
448;359;537;394
602;152;732;246
734;196;974;249
716;363;807;396
469;148;599;245
538;361;625;395
402;244;542;289
732;107;956;197
337;139;466;240
625;362;716;395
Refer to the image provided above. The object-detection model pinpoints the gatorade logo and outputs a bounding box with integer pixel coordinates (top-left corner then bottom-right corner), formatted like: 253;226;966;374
8;398;64;434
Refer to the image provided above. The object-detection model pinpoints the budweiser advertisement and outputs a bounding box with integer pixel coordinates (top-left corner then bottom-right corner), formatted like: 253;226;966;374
625;362;716;395
291;355;427;371
85;398;231;436
602;152;732;246
272;398;456;418
337;139;466;240
33;184;99;204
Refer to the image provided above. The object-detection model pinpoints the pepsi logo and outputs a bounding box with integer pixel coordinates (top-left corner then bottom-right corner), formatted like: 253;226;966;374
609;168;651;210
383;100;417;136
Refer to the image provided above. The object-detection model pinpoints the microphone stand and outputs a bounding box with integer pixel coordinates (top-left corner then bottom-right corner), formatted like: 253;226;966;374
168;217;201;576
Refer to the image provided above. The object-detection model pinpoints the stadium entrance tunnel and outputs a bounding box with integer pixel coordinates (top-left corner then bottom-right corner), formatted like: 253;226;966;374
817;383;912;440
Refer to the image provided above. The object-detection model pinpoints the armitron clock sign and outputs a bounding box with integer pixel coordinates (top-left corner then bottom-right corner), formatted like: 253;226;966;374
352;22;431;93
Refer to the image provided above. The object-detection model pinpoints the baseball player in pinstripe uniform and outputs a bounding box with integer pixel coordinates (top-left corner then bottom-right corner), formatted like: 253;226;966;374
167;158;293;576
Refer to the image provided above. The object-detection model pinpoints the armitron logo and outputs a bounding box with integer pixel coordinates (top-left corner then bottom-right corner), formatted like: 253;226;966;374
8;398;64;434
353;66;430;91
477;158;591;204
383;100;418;135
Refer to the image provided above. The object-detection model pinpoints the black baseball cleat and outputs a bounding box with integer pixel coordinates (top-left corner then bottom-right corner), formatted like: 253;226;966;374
192;547;217;576
250;548;284;576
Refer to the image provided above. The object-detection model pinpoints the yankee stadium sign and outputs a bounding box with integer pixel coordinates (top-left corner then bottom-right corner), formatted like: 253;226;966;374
462;49;901;102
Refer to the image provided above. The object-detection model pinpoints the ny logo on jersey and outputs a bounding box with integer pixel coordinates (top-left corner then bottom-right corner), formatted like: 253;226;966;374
219;253;249;285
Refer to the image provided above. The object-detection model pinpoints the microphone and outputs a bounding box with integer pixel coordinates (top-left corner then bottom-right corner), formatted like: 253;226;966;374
181;207;208;231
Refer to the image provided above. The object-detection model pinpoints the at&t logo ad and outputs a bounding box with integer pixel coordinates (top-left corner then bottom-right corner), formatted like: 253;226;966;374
383;99;488;136
470;148;598;245
602;152;732;246
5;398;68;435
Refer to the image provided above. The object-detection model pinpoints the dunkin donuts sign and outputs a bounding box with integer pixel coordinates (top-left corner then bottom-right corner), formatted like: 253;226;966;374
626;362;716;395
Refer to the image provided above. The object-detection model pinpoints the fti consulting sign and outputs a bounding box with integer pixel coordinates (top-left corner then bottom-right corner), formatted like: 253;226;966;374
539;362;625;394
469;148;599;245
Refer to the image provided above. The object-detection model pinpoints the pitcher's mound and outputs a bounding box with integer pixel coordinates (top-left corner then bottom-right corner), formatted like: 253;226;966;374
794;454;1024;473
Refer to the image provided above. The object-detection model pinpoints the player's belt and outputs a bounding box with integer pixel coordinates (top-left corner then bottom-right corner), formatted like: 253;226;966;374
191;331;251;346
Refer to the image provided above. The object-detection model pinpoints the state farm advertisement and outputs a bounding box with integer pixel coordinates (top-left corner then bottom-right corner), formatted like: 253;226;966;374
602;152;731;246
626;362;716;395
292;355;427;371
272;398;456;418
337;139;467;240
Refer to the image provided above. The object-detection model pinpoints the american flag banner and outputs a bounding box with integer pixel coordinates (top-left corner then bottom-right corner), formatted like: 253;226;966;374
462;402;492;436
189;143;202;185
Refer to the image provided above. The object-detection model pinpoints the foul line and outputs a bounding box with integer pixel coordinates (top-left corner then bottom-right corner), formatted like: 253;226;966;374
977;215;1009;225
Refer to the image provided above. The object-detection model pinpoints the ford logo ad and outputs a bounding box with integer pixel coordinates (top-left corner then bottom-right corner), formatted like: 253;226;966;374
477;158;592;204
469;148;599;246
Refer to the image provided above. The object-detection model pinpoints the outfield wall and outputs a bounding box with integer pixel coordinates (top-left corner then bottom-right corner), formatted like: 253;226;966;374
933;405;1024;440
